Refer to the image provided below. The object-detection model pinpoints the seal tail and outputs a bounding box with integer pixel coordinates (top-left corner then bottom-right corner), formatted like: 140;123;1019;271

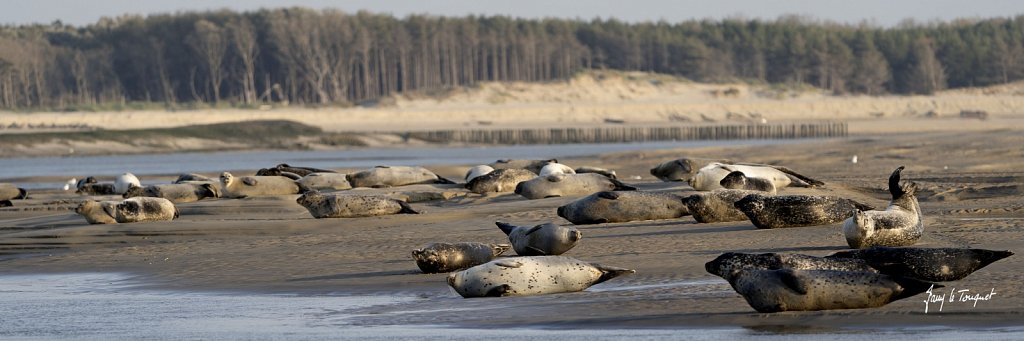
397;201;420;214
888;166;906;200
609;179;637;191
890;276;942;302
434;177;457;185
771;165;825;187
495;222;517;235
17;188;27;199
592;264;636;284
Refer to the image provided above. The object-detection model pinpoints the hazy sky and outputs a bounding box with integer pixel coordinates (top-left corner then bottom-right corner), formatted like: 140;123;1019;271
3;0;1023;27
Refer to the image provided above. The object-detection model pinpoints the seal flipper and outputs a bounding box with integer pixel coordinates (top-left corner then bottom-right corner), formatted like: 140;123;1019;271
525;246;547;256
242;177;258;186
0;200;11;207
490;244;512;256
770;165;826;187
891;276;942;301
888;166;906;200
278;172;301;180
592;264;636;284
597;191;620;200
523;225;544;236
16;188;27;199
609;179;637;191
434;177;457;185
397;201;420;214
778;269;809;295
485;284;511;297
850;199;875;212
495;222;517;235
494;260;523;268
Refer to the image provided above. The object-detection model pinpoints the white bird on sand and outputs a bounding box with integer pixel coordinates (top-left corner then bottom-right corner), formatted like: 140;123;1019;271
851;155;858;164
63;178;77;191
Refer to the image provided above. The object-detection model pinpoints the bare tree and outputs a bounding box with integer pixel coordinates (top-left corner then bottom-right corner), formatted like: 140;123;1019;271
188;19;228;103
226;17;259;104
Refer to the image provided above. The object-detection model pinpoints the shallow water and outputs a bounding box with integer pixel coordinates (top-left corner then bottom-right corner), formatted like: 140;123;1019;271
1;273;1022;340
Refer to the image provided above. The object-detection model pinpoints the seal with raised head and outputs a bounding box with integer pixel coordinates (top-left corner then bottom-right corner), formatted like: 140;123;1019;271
464;165;495;183
296;173;352;190
411;242;511;273
220;172;303;198
719;171;777;194
123;183;220;203
827;247;1014;282
842;166;923;249
113;197;179;223
347;166;456;188
75;200;119;224
114;172;141;195
557;191;690;225
734;193;875;229
0;183;27;207
489;159;557;174
538;163;576;177
465;168;536;194
724;268;938;313
174;173;213;183
296;190;419;218
446;256;635;298
514;173;636;199
496;221;581;256
689;162;824;191
574;166;617;179
649;157;728;182
705;252;877;280
682;189;761;223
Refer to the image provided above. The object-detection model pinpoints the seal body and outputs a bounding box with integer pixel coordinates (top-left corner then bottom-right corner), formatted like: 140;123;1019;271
842;166;923;248
828;247;1014;282
489;159;557;174
297;173;352;190
514;173;636;199
0;183;27;207
114;173;141;195
411;242;511;273
574;166;617;179
295;191;419;218
465;168;536;194
538;163;576;177
734;194;874;229
272;164;336;177
705;252;877;280
557;191;690;225
726;268;937;313
447;256;635;298
649;158;727;182
174;173;213;183
496;222;581;256
347;166;454;188
220;172;302;198
464;165;495;182
689;163;823;191
719;171;777;194
123;183;220;203
75;177;116;195
683;189;760;223
113;197;178;223
75;200;119;224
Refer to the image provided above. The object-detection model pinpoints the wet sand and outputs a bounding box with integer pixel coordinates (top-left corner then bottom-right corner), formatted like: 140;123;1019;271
1;127;1022;330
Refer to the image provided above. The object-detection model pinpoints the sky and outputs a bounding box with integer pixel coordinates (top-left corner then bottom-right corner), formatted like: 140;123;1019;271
2;0;1023;27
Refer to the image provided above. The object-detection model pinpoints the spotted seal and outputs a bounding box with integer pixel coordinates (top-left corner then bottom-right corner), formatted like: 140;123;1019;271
347;166;455;188
514;173;636;199
447;256;635;297
827;247;1014;282
77;197;179;224
295;190;419;218
724;268;938;312
296;173;352;190
705;252;878;280
411;242;511;273
123;183;220;203
719;171;777;194
734;194;874;229
842;166;923;248
75;177;116;196
556;191;690;225
682;189;761;223
689;162;824;191
496;222;581;256
464;165;495;182
220;172;304;198
649;158;728;182
465;168;536;194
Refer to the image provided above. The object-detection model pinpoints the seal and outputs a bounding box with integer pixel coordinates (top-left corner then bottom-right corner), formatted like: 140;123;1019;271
842;166;923;248
411;242;511;273
75;200;119;224
464;165;495;183
113;197;179;223
734;193;875;229
347;166;456;188
489;159;557;174
557;191;690;225
446;256;635;298
682;189;761;223
719;171;776;194
255;168;302;180
649;157;728;182
123;183;220;203
173;173;213;183
496;221;581;256
296;173;352;190
514;173;636;199
295;190;419;218
574;166;617;179
465;168;536;194
114;172;141;195
220;172;305;198
827;247;1014;282
725;268;938;312
538;163;576;177
0;183;27;207
705;252;878;280
75;177;116;196
274;163;336;177
689;162;824;191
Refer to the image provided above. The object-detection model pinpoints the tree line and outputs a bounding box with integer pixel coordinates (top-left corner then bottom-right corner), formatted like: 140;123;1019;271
2;8;1023;110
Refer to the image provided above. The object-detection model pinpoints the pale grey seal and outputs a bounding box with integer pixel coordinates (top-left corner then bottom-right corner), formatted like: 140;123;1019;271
725;268;938;313
514;173;636;199
689;162;824;191
464;165;495;182
842;166;923;248
719;171;776;194
538;163;576;177
557;191;690;225
682;189;761;223
347;166;455;188
447;256;634;297
220;172;304;198
465;168;536;194
295;190;419;218
114;172;140;195
496;221;581;256
411;242;511;273
827;247;1014;282
296;173;352;190
734;193;874;229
